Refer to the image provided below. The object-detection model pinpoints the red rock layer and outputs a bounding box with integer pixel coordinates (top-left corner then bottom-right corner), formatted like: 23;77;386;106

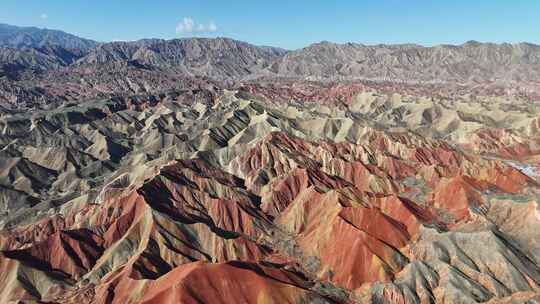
0;130;537;303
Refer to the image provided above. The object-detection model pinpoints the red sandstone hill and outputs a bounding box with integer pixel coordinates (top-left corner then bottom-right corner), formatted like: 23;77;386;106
0;81;539;303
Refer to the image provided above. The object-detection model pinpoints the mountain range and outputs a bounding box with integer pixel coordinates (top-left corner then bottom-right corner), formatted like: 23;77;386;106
1;24;540;107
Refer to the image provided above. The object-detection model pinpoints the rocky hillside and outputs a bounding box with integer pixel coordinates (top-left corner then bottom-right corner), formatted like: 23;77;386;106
0;33;289;105
75;37;288;78
0;45;87;79
268;40;540;83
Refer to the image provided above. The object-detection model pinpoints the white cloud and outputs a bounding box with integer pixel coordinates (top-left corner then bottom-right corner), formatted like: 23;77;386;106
176;17;218;34
40;13;48;20
207;21;217;32
176;17;195;33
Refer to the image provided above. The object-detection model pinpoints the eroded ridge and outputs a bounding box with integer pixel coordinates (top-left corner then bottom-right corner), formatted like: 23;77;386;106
0;89;539;303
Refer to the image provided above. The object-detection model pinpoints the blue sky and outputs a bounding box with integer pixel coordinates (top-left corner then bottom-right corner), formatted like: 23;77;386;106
1;0;539;49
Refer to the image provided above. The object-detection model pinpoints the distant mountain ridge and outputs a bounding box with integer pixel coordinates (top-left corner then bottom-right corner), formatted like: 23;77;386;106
0;23;98;50
269;40;540;82
1;23;540;105
2;23;540;83
75;37;288;79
